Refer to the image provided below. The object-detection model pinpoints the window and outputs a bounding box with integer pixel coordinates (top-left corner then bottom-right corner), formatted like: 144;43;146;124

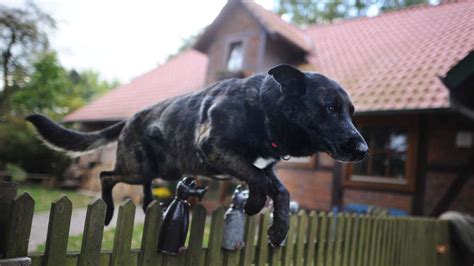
226;42;243;72
344;117;418;192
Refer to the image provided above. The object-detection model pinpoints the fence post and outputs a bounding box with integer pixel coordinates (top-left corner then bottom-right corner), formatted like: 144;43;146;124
0;181;18;259
0;181;33;265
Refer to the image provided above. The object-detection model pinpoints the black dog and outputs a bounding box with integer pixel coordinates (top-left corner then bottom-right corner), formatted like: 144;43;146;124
27;64;368;246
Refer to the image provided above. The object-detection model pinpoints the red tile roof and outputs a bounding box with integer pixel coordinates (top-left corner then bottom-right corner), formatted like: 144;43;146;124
305;0;474;112
66;1;473;122
64;50;208;122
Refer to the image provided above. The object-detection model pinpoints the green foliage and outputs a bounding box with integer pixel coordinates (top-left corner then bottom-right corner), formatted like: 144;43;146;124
0;4;117;178
0;52;117;177
0;115;72;177
11;51;71;118
11;51;117;118
0;2;56;116
275;0;434;25
68;69;119;110
5;163;27;182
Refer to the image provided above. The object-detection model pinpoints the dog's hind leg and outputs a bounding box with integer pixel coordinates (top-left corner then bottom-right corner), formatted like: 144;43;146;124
100;171;119;225
142;181;154;212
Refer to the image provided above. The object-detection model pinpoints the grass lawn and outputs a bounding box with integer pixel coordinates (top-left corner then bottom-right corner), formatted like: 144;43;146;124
35;218;212;253
18;184;94;213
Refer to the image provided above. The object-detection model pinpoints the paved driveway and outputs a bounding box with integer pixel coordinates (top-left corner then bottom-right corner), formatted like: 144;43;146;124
29;205;146;252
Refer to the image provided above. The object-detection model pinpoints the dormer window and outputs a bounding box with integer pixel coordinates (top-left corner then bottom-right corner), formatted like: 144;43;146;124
226;41;243;72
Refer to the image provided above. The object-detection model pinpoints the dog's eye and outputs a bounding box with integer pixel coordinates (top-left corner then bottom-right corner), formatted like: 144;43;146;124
326;106;335;113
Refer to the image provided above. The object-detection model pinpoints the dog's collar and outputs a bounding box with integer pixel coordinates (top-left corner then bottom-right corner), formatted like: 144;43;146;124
259;85;291;161
264;115;291;161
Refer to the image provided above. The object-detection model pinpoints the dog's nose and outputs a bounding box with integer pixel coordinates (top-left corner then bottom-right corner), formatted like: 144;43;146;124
355;142;369;158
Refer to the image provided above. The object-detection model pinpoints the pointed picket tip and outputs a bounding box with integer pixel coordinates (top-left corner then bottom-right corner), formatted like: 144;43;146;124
297;209;306;216
145;200;159;212
308;210;317;217
51;195;72;213
52;194;72;205
15;192;35;206
88;197;106;209
119;198;136;210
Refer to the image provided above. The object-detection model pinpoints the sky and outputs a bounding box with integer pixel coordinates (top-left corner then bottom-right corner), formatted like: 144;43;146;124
2;0;274;83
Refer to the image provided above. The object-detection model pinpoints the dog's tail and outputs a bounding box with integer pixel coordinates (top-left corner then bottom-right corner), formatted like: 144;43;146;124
26;114;126;156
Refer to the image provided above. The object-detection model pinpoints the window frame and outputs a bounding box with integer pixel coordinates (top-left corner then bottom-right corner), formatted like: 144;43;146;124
343;116;418;192
222;35;247;73
226;41;244;72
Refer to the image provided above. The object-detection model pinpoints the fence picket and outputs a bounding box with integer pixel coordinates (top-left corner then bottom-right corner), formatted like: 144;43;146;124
304;211;318;266
375;217;385;266
294;210;307;266
256;211;270;266
240;215;257;266
379;218;389;266
326;213;335;266
426;220;436;266
282;214;298;266
43;195;72;266
368;217;379;266
185;204;207;266
205;207;225;266
362;216;373;266
316;212;328;266
349;215;360;266
355;215;366;266
4;193;35;258
334;213;345;266
78;198;106;266
111;200;136;266
138;201;162;266
269;245;282;266
223;249;240;266
341;214;353;266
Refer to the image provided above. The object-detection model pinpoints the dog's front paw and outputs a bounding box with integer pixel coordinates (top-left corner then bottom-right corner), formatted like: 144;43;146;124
244;191;266;216
268;218;289;247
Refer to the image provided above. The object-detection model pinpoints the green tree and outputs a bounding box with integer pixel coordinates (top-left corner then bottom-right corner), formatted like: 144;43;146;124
67;69;119;111
274;0;433;26
11;51;71;119
0;2;55;116
11;51;118;118
2;51;117;177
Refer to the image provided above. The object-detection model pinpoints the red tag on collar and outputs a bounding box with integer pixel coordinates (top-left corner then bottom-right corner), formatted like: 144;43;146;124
271;142;278;148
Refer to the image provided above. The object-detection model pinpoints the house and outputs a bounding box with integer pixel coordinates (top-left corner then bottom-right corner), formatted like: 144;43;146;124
64;0;474;216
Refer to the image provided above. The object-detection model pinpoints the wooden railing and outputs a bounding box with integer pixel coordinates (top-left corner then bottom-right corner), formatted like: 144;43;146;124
0;183;456;266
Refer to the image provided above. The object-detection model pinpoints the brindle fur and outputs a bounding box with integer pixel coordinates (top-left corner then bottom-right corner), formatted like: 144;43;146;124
26;64;368;246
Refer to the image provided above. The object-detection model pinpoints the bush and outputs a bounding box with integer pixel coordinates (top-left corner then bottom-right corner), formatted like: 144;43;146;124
5;163;28;182
0;115;72;179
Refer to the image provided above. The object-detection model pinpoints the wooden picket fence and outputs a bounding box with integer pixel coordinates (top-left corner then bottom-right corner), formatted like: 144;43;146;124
1;191;456;266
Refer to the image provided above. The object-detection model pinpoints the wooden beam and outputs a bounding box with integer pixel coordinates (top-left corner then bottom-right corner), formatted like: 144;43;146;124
412;115;428;215
430;171;471;217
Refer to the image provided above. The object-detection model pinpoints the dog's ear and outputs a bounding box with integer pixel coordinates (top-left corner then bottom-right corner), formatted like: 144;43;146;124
268;64;306;98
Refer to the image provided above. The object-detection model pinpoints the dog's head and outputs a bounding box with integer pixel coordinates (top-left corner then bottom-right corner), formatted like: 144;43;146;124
263;64;368;162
